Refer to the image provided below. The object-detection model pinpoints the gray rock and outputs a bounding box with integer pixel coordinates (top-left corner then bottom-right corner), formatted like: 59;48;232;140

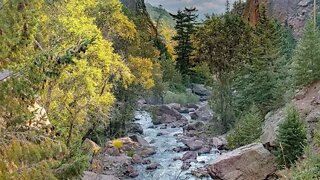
129;135;150;147
184;121;205;131
181;151;197;161
82;171;120;180
207;143;276;180
260;109;285;146
146;162;160;170
127;123;143;134
192;84;211;96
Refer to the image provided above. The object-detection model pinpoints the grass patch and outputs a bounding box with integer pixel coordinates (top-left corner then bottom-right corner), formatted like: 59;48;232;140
163;91;199;105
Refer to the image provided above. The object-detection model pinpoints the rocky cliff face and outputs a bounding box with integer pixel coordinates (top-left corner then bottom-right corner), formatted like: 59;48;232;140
244;0;316;38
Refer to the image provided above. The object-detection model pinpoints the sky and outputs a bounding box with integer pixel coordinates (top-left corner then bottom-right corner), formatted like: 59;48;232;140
145;0;237;19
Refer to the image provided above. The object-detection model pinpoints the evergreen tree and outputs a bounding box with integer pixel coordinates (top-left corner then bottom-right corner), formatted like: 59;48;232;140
292;20;320;87
193;13;252;133
171;7;198;76
233;6;285;114
275;107;307;169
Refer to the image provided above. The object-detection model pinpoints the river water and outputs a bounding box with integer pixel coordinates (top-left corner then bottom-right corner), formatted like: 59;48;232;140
131;111;219;180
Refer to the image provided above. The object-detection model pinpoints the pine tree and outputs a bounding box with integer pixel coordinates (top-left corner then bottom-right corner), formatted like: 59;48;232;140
227;105;263;149
275;107;307;169
292;20;320;87
233;6;284;114
171;7;198;76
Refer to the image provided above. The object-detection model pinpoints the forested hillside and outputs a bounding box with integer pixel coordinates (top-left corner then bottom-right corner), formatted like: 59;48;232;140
1;0;320;179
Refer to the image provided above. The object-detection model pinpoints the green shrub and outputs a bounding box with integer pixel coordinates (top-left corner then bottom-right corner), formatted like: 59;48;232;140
190;62;213;85
227;105;263;149
275;106;307;169
163;91;198;105
291;155;320;180
160;59;185;92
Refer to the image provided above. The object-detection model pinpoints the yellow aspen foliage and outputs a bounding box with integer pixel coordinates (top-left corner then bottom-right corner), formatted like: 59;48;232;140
128;56;155;90
93;0;137;41
112;139;124;149
41;0;133;146
0;0;44;67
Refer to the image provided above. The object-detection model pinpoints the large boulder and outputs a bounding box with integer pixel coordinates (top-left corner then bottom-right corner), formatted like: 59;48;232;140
184;121;205;131
182;138;205;151
260;109;285;146
190;108;214;121
207;143;276;180
129;135;150;147
157;105;182;119
212;135;228;150
192;84;211;96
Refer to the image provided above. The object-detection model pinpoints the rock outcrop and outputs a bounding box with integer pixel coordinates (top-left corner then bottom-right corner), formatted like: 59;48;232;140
244;0;317;38
261;80;320;147
207;143;276;180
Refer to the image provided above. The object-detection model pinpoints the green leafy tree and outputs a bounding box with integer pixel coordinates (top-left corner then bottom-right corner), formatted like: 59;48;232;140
275;107;307;169
193;13;252;133
292;20;320;87
227;105;263;149
171;7;198;76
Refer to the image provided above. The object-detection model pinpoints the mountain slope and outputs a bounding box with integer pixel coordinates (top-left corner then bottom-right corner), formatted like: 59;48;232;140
146;3;176;29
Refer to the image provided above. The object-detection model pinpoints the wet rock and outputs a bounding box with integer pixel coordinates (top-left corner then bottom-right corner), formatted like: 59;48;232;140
146;162;160;170
181;151;197;161
160;125;167;129
207;143;276;180
82;171;120;180
186;103;199;110
191;168;210;178
171;125;177;128
157;132;164;136
184;121;205;131
189;108;196;112
132;154;143;164
190;112;198;120
182;139;205;151
129;135;150;147
142;159;151;165
198;146;211;155
127;123;143;134
199;96;209;102
212;136;228;150
126;165;139;178
149;139;156;144
140;147;156;157
148;125;156;129
181;162;191;170
179;107;190;113
173;156;181;161
173;146;188;153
